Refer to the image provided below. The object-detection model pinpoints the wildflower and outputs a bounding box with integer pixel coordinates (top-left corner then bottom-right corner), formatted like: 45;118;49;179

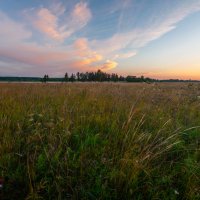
174;189;179;195
0;178;4;188
15;153;23;157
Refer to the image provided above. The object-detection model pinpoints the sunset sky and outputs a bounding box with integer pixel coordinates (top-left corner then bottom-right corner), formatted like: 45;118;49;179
0;0;200;79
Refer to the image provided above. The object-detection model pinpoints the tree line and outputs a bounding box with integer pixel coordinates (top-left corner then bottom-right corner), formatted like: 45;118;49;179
0;70;198;82
43;69;156;83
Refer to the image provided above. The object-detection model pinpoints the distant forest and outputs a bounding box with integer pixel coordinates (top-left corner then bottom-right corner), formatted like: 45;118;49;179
0;69;199;82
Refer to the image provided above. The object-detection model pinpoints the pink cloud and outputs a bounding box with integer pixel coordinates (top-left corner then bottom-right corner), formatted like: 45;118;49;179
0;12;32;44
72;2;92;26
73;38;103;63
30;2;92;42
0;44;69;67
0;12;104;76
34;8;62;41
74;38;88;51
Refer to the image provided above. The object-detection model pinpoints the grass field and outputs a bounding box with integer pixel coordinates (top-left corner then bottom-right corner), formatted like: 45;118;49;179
0;82;199;199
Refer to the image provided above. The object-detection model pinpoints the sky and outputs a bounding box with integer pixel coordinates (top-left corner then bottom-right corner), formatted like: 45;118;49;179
0;0;200;79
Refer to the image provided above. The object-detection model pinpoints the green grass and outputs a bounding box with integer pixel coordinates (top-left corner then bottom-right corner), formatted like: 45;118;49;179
0;82;199;199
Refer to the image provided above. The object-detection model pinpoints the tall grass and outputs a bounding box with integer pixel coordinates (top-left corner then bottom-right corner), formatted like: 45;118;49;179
0;82;199;199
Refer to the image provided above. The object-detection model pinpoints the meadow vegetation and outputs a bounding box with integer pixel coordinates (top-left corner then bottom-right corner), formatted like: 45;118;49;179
0;82;199;199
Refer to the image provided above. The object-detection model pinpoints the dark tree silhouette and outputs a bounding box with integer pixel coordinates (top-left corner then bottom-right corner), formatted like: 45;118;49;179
64;72;69;82
76;72;80;81
42;74;49;83
69;73;76;82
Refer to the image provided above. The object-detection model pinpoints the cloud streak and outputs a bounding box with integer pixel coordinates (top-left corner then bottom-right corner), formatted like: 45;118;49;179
31;2;92;42
91;1;200;59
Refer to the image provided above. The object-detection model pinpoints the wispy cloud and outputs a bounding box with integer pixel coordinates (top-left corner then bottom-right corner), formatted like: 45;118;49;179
29;2;92;42
113;52;137;60
50;1;66;16
72;2;92;27
34;8;62;41
91;1;200;60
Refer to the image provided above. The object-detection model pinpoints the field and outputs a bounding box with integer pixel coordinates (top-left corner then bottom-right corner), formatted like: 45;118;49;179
0;82;199;199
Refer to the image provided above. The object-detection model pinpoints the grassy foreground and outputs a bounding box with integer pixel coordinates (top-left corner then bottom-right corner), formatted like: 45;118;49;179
0;82;199;199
